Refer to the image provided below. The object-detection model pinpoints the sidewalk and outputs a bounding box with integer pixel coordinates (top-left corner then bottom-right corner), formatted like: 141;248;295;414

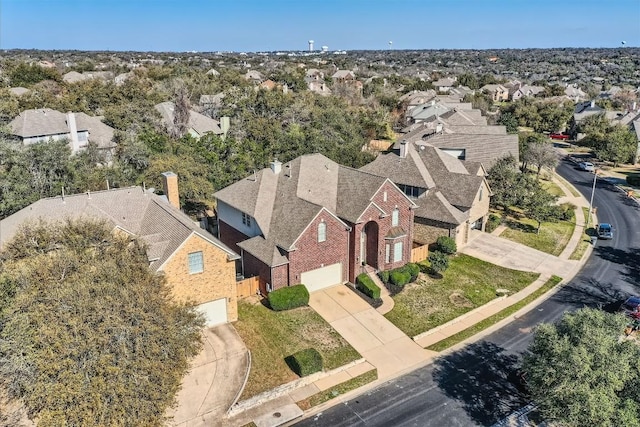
220;171;596;427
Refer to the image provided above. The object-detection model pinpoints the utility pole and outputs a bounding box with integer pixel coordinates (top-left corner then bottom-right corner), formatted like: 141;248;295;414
586;169;598;228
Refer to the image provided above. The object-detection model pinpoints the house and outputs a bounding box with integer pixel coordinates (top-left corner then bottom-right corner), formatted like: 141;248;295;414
399;90;437;108
62;71;114;84
244;70;264;84
331;70;356;81
155;101;226;138
305;68;324;80
307;80;332;96
214;154;416;294
9;87;30;96
9;108;116;155
0;173;240;327
404;129;519;170
433;77;457;93
206;68;220;77
407;101;452;124
361;141;491;248
114;72;134;86
481;84;509;102
510;85;545;101
565;85;587;102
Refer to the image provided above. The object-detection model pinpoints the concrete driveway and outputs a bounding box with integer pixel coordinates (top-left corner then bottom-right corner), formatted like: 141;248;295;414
309;285;435;380
168;323;249;426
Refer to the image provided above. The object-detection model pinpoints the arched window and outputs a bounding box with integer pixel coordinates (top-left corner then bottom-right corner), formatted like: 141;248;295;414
318;222;327;242
392;208;399;227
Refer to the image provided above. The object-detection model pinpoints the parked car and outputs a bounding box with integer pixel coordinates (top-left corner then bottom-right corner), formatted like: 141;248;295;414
597;223;613;239
550;133;569;140
620;296;640;319
579;161;595;172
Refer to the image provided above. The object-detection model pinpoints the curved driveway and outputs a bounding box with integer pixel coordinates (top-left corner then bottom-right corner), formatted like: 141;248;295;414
293;159;640;426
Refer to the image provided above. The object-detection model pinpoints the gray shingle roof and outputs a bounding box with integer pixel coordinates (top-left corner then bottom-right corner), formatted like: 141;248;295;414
214;153;404;265
155;102;222;136
0;187;238;269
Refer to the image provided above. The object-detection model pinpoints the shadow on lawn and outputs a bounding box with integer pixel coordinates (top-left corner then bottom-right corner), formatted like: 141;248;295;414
433;341;528;426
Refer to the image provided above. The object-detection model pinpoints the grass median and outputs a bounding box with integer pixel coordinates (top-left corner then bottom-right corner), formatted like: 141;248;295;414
569;207;592;261
426;275;563;352
296;369;378;410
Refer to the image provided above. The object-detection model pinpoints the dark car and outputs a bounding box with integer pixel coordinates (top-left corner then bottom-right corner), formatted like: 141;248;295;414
597;223;613;239
621;296;640;319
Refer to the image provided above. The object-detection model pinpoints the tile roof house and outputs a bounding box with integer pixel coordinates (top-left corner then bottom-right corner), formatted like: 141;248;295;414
214;154;416;294
0;174;240;327
9;108;116;154
361;141;490;248
155;101;224;138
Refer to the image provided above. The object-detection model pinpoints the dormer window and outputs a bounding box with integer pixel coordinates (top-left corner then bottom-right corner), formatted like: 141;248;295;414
318;221;326;242
392;208;399;227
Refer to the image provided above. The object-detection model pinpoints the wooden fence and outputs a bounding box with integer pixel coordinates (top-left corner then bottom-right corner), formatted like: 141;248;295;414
411;244;429;263
236;276;261;299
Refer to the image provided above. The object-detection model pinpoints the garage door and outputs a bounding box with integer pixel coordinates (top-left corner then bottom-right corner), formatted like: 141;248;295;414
301;263;343;292
197;298;228;327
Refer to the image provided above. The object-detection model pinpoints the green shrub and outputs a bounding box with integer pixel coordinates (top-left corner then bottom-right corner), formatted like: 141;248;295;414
268;284;309;311
356;273;381;299
627;174;640;187
390;270;411;287
401;263;421;282
485;214;502;233
377;270;390;285
285;348;323;377
557;202;576;221
436;236;457;254
428;251;449;274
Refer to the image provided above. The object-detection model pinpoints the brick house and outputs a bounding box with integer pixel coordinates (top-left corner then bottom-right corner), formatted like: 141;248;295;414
361;141;491;249
0;172;239;327
214;154;416;294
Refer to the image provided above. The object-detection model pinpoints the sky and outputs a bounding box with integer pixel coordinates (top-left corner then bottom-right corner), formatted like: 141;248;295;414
1;0;639;52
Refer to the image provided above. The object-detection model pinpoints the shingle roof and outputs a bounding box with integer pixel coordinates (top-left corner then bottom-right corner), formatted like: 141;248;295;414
214;153;404;264
0;187;239;269
9;87;29;96
155;102;222;136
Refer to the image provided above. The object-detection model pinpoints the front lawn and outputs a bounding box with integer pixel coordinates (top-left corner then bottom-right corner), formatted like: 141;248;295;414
499;210;575;256
234;300;360;400
384;254;539;337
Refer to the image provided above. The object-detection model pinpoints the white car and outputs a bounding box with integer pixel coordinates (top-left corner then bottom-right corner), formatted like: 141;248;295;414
579;161;595;172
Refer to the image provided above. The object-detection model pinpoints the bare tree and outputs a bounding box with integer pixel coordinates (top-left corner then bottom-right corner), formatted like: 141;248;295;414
172;84;191;138
524;141;558;178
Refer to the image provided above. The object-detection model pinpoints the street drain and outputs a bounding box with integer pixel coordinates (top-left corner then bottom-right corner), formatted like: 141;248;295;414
273;412;281;418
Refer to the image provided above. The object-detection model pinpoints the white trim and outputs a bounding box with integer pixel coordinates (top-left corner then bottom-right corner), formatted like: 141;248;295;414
354;201;387;223
288;207;350;250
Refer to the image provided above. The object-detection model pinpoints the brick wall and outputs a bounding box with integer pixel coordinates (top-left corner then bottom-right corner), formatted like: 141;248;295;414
288;210;349;287
242;250;273;295
271;264;290;290
161;233;238;322
414;217;465;248
467;180;490;232
218;219;249;254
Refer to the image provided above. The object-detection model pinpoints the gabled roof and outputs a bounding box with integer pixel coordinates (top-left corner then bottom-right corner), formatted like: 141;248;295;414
214;154;406;264
332;70;355;79
0;187;239;269
433;77;456;87
9;87;29;96
409;102;451;121
155;102;223;136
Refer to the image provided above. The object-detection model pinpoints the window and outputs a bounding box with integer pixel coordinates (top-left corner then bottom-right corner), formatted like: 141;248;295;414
188;251;204;274
242;212;251;227
385;244;390;263
383;191;388;202
479;187;483;201
393;242;403;263
392;208;399;227
318;222;326;242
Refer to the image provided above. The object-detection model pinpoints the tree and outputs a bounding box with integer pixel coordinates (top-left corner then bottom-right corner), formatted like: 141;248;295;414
487;155;519;210
428;250;449;277
172;84;191;138
0;219;204;425
524;184;559;233
592;125;637;166
523;140;558;178
523;309;640;427
498;112;518;134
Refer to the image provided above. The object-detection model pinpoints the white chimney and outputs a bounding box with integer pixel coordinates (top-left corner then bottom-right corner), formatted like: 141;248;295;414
399;140;408;159
270;160;282;174
67;112;80;153
220;116;230;138
590;100;595;108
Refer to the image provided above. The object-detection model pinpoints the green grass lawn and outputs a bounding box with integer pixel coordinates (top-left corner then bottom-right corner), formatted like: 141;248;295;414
384;254;540;337
539;178;565;197
234;300;360;400
426;275;563;351
296;369;378;410
500;209;576;256
569;207;593;261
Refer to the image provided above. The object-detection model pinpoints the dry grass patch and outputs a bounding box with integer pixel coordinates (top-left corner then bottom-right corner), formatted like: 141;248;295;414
234;300;360;400
384;254;539;337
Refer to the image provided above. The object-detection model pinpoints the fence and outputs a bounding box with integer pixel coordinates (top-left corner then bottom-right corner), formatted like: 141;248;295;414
236;276;261;298
411;244;429;263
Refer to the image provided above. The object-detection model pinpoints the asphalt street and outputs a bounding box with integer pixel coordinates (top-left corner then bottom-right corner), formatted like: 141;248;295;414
294;159;640;427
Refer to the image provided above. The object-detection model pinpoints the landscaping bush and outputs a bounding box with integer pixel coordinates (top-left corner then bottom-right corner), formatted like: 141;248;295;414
627;174;640;186
268;284;310;311
428;251;449;275
435;236;457;255
557;202;576;221
390;270;411;287
402;263;421;282
356;273;381;299
377;270;390;285
285;348;323;377
485;214;502;233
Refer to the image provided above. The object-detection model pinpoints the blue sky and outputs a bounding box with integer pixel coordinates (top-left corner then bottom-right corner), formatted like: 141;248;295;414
1;0;639;51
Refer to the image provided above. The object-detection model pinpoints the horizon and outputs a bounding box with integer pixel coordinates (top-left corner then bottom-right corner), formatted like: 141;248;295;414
1;0;639;52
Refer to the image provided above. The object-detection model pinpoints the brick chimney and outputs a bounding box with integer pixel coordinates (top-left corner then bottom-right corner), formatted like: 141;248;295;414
161;172;180;210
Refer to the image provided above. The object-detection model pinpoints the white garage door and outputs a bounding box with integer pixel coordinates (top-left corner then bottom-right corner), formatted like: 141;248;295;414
197;298;228;327
301;263;343;292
